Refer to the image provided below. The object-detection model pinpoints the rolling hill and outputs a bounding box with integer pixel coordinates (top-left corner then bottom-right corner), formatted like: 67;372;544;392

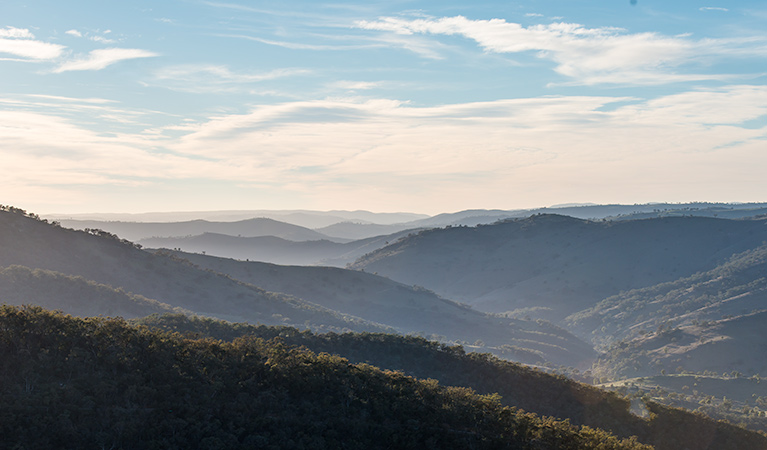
49;209;429;228
591;311;767;431
0;207;592;367
140;228;424;267
593;311;767;380
566;246;767;428
158;250;596;367
567;244;767;346
0;265;188;318
350;214;767;321
0;208;387;333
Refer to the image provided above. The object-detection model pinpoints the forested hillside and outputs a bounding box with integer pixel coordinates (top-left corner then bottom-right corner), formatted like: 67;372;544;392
0;306;651;450
133;312;767;450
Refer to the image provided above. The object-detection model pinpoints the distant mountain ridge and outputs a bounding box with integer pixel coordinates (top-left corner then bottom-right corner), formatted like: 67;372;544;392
58;217;338;243
350;214;767;321
140;228;424;267
48;209;429;227
49;202;767;242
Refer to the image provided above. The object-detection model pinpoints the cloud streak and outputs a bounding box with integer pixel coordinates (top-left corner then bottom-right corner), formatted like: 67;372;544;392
151;65;310;93
355;16;767;85
54;48;158;73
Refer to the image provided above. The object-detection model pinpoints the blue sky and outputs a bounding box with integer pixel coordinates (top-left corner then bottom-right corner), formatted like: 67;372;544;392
1;1;766;214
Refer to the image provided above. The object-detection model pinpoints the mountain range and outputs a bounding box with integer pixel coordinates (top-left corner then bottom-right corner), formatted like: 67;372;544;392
0;208;591;368
8;202;767;442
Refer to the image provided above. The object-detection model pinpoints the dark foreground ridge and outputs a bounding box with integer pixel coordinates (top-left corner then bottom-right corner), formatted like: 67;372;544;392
0;305;649;450
136;313;767;450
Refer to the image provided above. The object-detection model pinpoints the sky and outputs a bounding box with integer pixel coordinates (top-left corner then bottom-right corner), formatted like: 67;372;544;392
1;0;766;215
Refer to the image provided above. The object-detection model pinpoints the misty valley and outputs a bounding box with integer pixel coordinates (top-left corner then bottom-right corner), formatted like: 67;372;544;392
3;202;767;449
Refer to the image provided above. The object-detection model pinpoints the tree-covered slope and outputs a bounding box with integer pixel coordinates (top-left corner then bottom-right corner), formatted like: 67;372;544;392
0;306;650;450
350;215;767;320
568;244;767;347
564;245;767;429
592;311;767;381
137;313;767;450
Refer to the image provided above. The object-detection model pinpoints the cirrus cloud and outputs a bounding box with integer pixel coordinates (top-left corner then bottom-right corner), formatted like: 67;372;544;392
54;48;159;73
355;16;767;85
2;85;766;212
151;64;310;93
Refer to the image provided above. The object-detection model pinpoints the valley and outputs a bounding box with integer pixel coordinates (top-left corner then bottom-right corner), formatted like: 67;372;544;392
4;202;767;448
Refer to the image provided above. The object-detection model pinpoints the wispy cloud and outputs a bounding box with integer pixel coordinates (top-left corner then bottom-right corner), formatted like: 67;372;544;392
700;7;729;12
0;94;166;128
220;31;449;60
3;85;766;212
64;28;118;44
355;16;767;85
331;81;382;90
151;65;310;93
25;94;117;104
166;86;767;175
54;48;158;73
90;35;117;44
218;33;376;51
0;26;65;60
370;33;446;59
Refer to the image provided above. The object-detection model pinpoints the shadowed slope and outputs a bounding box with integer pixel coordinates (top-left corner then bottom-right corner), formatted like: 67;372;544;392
160;250;596;367
0;265;187;318
0;208;387;333
351;215;767;321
